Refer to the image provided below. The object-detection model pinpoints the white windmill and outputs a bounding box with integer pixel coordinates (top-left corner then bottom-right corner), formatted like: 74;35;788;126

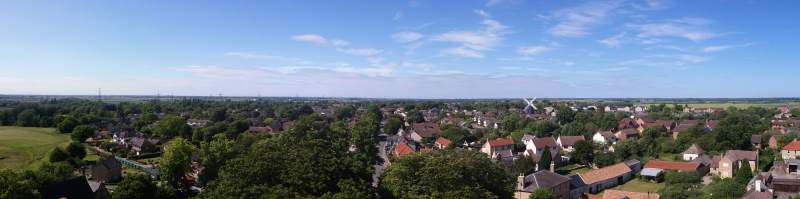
522;97;537;114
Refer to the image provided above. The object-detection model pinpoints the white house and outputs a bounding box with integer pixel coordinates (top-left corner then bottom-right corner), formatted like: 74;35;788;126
524;137;559;156
682;144;704;161
592;131;617;145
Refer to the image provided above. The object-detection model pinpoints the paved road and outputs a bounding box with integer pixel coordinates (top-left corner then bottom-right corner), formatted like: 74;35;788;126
372;140;389;187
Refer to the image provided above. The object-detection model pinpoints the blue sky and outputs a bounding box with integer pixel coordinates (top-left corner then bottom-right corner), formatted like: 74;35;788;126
1;0;798;98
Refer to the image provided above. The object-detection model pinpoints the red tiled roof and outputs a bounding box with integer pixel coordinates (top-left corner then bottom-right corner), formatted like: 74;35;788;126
487;138;514;147
783;140;800;151
394;143;414;156
644;160;701;171
579;162;632;184
435;137;452;147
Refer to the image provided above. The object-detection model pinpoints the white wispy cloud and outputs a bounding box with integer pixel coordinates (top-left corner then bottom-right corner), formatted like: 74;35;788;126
335;48;382;56
678;54;710;63
291;34;329;45
330;39;350;47
291;34;350;47
223;52;284;59
632;0;669;10
545;0;623;37
291;34;381;56
174;65;394;78
391;31;424;43
441;47;484;58
598;32;627;47
703;43;754;52
629;17;717;41
517;45;552;56
433;10;507;58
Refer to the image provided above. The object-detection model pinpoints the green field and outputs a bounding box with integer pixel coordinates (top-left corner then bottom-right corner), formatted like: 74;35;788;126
0;126;71;169
599;179;665;195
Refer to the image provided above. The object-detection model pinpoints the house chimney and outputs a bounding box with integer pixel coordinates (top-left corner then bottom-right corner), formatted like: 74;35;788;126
516;174;525;191
755;180;762;192
550;162;555;172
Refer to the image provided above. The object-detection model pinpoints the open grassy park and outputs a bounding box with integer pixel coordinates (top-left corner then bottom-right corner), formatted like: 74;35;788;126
0;126;71;169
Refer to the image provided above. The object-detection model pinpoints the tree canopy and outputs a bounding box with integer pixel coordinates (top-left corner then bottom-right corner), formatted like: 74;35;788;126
380;150;513;199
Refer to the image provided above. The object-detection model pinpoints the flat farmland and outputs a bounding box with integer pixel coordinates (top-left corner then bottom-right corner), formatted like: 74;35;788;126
0;126;71;169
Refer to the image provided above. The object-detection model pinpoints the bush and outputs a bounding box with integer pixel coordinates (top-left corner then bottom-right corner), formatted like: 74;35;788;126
71;125;96;142
664;171;700;184
48;148;70;162
65;142;87;159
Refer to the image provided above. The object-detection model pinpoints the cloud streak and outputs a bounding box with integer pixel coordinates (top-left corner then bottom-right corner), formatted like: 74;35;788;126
545;0;623;37
432;10;507;58
629;17;717;41
703;43;754;52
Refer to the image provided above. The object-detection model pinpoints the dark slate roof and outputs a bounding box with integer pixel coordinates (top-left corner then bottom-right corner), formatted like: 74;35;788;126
522;170;571;191
96;158;121;171
42;176;95;199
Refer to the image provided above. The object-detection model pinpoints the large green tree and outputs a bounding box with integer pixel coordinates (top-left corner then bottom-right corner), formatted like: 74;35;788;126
199;134;237;185
57;116;79;134
160;138;195;189
537;148;553;171
702;178;745;198
735;160;753;185
65;142;87;160
154;116;191;138
529;189;553;199
381;150;513;198
0;169;38;199
199;115;375;198
514;155;536;176
114;174;157;199
572;140;595;166
383;117;403;135
71;125;96;142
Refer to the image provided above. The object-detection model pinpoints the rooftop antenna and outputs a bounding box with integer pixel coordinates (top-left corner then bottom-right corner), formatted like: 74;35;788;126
97;88;102;102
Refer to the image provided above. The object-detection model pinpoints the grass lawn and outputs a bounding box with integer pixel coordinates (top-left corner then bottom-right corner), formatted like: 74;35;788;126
598;179;665;195
122;165;147;176
613;179;665;193
0;126;71;169
556;164;591;176
641;153;682;163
